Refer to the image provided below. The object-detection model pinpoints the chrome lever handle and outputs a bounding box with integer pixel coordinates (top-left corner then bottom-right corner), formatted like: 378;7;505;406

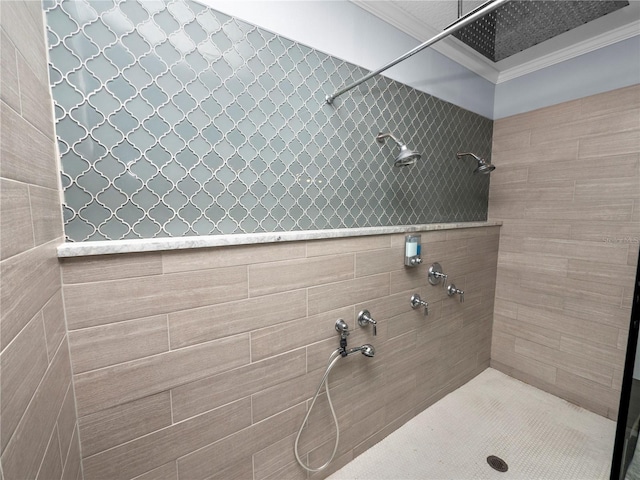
428;263;448;288
410;293;429;315
447;284;464;303
357;310;377;336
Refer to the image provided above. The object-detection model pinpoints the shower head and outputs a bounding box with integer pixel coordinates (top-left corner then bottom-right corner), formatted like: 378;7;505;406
451;1;629;63
475;162;496;174
376;133;421;167
456;152;495;175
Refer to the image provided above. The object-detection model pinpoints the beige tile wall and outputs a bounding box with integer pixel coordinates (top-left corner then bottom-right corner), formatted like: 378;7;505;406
61;225;499;479
489;84;640;420
0;1;82;479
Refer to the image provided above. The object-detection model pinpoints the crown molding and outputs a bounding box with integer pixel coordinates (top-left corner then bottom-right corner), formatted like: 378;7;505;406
352;0;640;86
496;21;640;83
351;1;439;42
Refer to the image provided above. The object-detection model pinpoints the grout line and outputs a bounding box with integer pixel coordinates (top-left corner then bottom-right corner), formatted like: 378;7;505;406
166;314;172;352
55;422;65;473
58;250;86;479
252;453;256;480
3;336;68;467
14;41;23;116
60;411;78;477
0;286;58;357
40;310;53;365
246;264;251;299
26;185;37;248
33;425;59;480
169;390;175;425
71;331;252;377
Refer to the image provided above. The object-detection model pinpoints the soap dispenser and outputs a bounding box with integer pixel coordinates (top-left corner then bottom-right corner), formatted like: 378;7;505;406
404;235;422;267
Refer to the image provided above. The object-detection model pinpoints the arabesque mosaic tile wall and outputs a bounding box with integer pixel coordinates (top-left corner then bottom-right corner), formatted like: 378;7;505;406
45;0;493;242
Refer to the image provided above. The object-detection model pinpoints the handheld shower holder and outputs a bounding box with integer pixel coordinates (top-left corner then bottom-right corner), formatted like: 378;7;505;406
335;319;349;351
335;318;376;356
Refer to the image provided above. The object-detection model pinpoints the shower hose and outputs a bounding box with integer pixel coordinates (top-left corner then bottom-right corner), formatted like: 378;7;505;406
294;348;343;472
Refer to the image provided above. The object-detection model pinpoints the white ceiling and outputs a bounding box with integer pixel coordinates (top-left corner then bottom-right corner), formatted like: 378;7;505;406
352;0;640;84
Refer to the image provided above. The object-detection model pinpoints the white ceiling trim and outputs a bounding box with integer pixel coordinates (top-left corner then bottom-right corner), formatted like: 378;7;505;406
496;21;640;83
353;0;640;86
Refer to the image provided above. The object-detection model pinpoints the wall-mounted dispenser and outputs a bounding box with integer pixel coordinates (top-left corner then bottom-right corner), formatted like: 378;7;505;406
405;235;422;267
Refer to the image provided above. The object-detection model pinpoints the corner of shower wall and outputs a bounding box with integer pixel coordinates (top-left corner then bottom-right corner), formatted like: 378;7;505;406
488;83;640;420
0;1;83;479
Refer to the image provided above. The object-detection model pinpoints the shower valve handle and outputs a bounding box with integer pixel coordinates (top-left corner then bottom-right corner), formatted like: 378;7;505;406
447;284;464;303
428;263;448;288
357;310;377;336
410;293;429;316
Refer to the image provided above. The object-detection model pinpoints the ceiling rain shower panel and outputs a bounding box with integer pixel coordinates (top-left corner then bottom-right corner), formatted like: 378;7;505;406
453;0;629;62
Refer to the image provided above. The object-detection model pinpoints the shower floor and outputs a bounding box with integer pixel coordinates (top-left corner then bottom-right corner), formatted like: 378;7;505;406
328;368;616;480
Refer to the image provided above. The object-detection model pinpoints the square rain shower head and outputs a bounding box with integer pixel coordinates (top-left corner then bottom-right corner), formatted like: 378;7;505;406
452;0;629;62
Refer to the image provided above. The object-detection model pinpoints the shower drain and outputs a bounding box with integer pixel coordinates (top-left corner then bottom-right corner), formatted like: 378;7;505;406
487;455;509;472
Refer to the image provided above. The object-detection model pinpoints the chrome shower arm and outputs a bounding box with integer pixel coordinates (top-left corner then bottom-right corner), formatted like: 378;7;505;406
457;152;481;162
457;151;495;174
375;132;401;147
325;0;509;105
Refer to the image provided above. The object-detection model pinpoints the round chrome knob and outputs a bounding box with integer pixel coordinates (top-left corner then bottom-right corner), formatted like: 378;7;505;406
447;284;464;303
428;262;447;287
358;310;377;336
410;293;428;315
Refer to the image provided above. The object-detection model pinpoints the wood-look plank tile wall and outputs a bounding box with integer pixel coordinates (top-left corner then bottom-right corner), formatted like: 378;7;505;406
60;225;499;480
489;84;640;420
0;2;82;479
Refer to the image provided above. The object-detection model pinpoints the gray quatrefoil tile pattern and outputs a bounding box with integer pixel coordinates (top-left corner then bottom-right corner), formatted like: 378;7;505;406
44;0;493;242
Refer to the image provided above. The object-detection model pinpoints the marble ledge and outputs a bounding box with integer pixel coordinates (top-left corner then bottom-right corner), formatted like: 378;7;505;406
56;221;502;258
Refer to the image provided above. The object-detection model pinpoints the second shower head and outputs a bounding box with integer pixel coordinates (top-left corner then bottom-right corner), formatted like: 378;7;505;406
376;133;421;167
457;152;495;174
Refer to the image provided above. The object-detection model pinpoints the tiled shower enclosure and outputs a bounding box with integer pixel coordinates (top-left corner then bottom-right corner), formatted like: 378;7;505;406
45;0;493;242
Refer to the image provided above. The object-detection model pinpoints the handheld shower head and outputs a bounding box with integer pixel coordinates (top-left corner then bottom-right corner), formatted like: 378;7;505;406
376;133;421;167
360;344;375;357
456;152;495;174
346;344;376;357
